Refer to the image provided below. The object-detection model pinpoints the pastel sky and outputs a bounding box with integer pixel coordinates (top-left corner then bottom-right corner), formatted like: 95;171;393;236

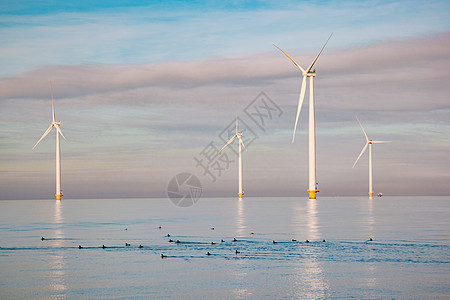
1;0;449;200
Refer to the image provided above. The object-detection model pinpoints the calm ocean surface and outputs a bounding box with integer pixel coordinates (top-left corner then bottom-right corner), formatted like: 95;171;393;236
1;196;449;299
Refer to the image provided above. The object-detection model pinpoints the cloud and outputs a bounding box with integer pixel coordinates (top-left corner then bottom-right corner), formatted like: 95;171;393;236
1;0;449;77
1;32;449;111
1;32;450;199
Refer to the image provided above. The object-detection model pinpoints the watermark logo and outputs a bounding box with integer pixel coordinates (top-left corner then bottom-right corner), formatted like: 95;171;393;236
244;91;283;131
167;173;202;207
168;91;283;207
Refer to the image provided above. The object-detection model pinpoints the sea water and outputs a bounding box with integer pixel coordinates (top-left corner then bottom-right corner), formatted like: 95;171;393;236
0;197;449;299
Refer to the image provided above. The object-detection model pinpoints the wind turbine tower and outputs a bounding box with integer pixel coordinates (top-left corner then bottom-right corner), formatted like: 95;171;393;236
220;113;247;198
352;118;391;199
274;33;332;199
33;84;67;200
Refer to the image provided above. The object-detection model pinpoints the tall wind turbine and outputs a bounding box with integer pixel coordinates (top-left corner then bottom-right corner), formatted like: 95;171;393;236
274;33;332;199
33;84;67;200
352;118;390;199
220;113;247;199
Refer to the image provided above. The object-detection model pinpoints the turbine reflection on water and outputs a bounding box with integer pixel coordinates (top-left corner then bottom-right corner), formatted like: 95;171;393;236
50;200;67;296
365;198;377;289
232;199;251;298
236;199;246;237
305;199;328;298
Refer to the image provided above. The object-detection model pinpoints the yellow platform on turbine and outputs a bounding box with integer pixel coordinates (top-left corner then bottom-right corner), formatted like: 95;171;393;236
307;187;320;200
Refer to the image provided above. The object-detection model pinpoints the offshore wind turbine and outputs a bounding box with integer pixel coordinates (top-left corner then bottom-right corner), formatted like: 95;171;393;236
274;33;332;199
352;118;390;199
33;84;67;200
220;113;247;199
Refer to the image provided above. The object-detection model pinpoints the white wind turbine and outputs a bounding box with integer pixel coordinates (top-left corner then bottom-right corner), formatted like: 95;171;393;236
220;113;247;199
352;118;390;199
274;33;332;199
33;84;67;200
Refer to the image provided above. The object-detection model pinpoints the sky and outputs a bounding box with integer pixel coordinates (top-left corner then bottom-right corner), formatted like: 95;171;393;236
1;0;449;200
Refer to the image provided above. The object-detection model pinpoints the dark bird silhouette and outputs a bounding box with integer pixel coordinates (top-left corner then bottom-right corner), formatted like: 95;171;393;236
233;238;237;242
161;254;167;258
273;240;277;244
125;243;130;246
102;245;106;249
78;245;83;249
292;239;297;242
139;244;143;248
169;239;174;243
176;240;181;243
41;237;45;241
235;250;240;254
206;252;211;256
369;238;373;241
211;242;216;245
221;239;225;243
305;240;310;243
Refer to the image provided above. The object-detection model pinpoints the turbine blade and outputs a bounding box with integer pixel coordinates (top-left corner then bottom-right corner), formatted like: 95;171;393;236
51;82;55;123
238;136;247;151
292;75;307;143
306;32;333;73
32;124;54;149
55;124;66;140
220;135;237;152
356;117;369;142
236;110;238;135
372;140;391;143
352;142;368;168
273;44;305;73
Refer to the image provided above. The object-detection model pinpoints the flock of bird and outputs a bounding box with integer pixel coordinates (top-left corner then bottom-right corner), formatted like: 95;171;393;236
40;225;375;259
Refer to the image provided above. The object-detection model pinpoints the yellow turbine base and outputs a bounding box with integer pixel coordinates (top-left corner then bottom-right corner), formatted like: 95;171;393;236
56;193;63;200
369;192;374;198
238;193;243;199
307;188;320;199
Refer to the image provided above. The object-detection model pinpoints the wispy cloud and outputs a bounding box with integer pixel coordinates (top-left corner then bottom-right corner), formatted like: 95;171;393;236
1;1;450;199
